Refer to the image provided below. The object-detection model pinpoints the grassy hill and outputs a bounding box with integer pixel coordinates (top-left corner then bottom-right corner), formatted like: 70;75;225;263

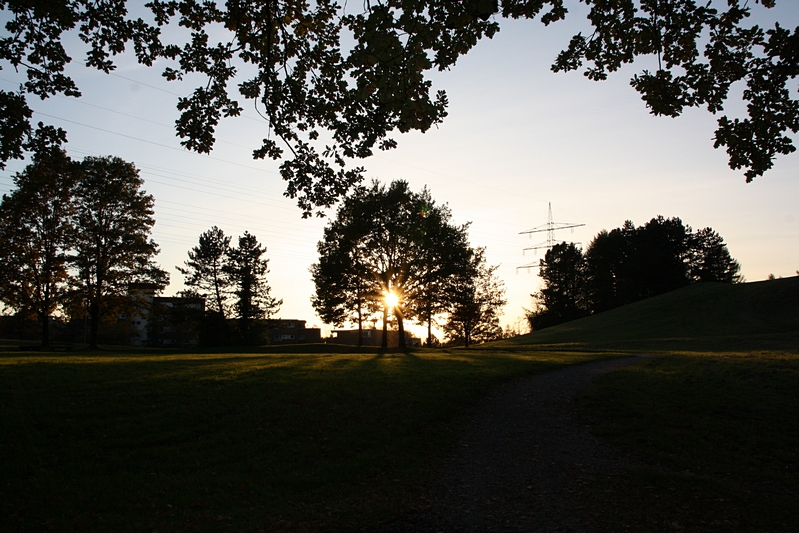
502;276;799;352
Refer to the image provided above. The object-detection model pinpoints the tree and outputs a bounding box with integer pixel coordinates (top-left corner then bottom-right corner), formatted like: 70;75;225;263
0;141;76;347
403;190;472;347
312;180;472;348
570;216;744;320
178;226;232;319
71;156;168;349
224;232;281;345
310;188;383;347
2;1;795;214
528;242;588;330
630;216;691;299
444;248;506;347
583;228;628;313
688;227;743;283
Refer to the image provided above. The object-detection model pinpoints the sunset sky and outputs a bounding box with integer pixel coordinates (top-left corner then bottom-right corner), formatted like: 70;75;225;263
1;4;797;337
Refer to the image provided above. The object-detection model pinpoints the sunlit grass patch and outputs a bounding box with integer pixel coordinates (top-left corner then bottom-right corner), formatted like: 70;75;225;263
0;346;607;532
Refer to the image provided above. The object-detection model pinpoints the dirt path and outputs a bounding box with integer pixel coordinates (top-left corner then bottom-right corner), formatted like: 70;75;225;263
383;356;647;532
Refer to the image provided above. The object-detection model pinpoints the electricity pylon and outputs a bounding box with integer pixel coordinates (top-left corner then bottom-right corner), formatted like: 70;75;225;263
517;202;585;272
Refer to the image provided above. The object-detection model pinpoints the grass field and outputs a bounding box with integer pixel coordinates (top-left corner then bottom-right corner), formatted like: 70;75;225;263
2;277;797;532
502;276;799;353
577;350;799;532
0;345;611;532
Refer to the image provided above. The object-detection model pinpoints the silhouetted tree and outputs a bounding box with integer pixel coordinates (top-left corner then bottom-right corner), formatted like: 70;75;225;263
2;2;794;213
225;232;281;345
312;180;472;349
404;190;472;347
528;242;588;330
70;156;168;349
178;226;231;318
583;228;629;313
0;139;76;347
631;216;691;299
444;248;506;347
311;195;380;347
688;227;743;283
542;216;745;327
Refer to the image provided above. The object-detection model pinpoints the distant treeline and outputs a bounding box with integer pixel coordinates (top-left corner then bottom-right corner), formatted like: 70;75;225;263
528;216;742;330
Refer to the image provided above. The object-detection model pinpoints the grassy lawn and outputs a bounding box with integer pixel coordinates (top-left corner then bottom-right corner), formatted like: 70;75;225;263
0;345;608;532
3;278;797;531
499;277;799;531
575;350;799;532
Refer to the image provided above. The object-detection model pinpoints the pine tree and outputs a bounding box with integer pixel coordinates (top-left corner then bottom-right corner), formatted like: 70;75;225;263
178;226;232;318
225;232;281;345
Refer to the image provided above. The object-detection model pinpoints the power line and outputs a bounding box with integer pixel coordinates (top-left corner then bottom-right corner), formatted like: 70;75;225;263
31;111;281;177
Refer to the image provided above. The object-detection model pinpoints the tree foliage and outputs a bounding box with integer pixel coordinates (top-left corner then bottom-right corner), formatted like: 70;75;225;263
0;142;76;346
404;192;473;346
688;227;743;283
443;248;506;347
529;216;743;330
528;242;588;330
311;180;473;348
71;156;168;349
0;146;168;348
177;225;231;319
224;231;282;345
2;1;795;214
310;222;377;347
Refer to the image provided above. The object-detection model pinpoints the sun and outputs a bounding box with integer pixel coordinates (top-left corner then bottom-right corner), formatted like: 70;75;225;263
384;291;399;308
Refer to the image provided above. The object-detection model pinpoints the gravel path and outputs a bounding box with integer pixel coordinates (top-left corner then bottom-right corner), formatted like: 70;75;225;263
383;356;648;533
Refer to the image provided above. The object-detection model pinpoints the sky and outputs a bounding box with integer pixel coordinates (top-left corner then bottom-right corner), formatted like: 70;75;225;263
1;3;797;338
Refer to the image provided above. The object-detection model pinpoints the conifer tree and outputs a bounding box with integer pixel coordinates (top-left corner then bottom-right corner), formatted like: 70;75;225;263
225;232;281;345
178;226;232;318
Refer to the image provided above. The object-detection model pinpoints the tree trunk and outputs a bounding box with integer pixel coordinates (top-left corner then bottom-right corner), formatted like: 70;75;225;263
381;306;388;348
396;307;406;349
89;302;100;350
426;301;432;347
357;294;363;347
39;312;50;349
464;323;470;348
214;272;226;320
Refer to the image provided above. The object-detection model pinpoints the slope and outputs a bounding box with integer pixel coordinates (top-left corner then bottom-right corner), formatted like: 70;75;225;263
503;276;799;352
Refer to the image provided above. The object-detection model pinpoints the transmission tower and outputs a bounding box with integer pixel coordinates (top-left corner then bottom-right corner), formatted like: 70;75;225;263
517;202;585;272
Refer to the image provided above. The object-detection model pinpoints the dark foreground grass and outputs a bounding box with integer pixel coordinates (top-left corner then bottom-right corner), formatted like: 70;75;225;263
0;345;608;532
576;351;799;532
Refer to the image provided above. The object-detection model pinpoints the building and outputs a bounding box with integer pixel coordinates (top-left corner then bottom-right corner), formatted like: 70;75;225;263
268;319;322;344
125;284;205;347
328;327;420;348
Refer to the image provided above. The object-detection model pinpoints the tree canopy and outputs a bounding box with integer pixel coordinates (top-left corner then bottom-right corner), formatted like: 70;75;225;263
528;242;588;330
224;231;282;345
443;247;506;347
311;179;475;347
529;215;742;329
0;149;168;348
0;141;76;346
177;225;232;319
71;155;168;348
2;1;795;214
